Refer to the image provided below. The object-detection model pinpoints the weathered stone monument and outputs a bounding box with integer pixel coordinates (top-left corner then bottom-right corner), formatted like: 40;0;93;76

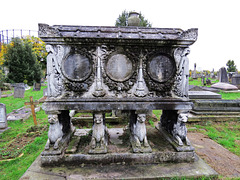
201;75;205;85
0;103;9;133
232;74;240;86
14;86;25;98
192;63;197;79
37;20;219;178
219;67;229;83
33;82;41;91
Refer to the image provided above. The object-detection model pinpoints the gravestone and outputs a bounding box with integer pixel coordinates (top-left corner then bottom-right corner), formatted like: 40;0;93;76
206;78;211;85
219;67;229;83
210;69;214;79
232;74;240;86
201;75;205;85
14;86;25;98
33;82;41;91
43;88;48;97
192;63;197;79
0;103;9;132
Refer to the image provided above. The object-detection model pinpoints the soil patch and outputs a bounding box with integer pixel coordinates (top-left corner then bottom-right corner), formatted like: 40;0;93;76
188;132;240;178
0;125;48;160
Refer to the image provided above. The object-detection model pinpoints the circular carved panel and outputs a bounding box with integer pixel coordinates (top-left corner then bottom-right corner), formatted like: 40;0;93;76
147;54;175;83
62;53;92;81
105;54;133;82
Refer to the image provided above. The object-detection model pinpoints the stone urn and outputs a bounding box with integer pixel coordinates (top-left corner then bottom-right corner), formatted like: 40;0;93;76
128;12;140;26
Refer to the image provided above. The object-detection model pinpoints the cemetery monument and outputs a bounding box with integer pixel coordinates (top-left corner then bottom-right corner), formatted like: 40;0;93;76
219;67;229;83
39;14;205;175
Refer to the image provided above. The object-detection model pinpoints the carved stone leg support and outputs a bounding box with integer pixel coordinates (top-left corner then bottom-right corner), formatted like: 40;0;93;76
42;110;75;156
130;111;152;153
157;110;194;152
89;112;108;154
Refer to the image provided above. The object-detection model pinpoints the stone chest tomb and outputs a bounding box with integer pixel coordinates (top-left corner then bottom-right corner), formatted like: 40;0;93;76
39;23;198;165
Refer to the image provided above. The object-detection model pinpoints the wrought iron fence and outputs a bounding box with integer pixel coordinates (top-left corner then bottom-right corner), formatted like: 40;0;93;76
0;29;38;44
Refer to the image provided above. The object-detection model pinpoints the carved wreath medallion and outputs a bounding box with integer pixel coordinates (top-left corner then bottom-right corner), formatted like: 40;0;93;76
143;50;176;95
62;46;95;93
103;49;137;91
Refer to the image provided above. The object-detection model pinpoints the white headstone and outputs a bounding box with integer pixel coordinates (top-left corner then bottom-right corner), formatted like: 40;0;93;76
0;103;7;129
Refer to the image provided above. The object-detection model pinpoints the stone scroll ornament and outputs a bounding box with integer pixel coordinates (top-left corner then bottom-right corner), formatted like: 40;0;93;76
46;45;63;97
172;47;190;98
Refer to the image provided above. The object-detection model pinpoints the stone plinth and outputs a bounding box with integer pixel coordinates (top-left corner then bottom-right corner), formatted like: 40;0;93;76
191;99;240;115
41;127;196;166
211;82;238;91
189;91;222;99
232;74;240;85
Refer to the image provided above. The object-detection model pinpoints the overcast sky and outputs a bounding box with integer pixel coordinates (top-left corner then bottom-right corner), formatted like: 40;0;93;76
1;0;240;71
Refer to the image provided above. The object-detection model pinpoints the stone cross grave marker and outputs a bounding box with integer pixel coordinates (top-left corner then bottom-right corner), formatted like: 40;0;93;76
0;103;8;130
24;96;39;125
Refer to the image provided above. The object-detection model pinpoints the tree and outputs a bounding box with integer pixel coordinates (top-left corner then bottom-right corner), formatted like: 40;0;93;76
226;60;237;72
0;44;7;89
115;10;152;27
23;36;47;63
4;37;42;85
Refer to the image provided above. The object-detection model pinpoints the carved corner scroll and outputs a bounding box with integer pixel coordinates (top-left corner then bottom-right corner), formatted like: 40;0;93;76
172;47;190;98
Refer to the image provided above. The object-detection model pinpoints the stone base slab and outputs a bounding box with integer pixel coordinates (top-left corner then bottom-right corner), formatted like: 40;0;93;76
21;155;218;180
40;127;196;166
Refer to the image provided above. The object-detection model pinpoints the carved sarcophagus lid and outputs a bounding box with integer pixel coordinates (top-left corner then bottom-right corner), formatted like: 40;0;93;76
39;24;197;112
39;24;197;46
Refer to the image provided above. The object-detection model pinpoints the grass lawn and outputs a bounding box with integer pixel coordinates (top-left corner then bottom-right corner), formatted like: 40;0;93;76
218;91;240;100
1;86;46;114
189;78;240;100
189;77;219;87
0;110;48;180
188;120;240;157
